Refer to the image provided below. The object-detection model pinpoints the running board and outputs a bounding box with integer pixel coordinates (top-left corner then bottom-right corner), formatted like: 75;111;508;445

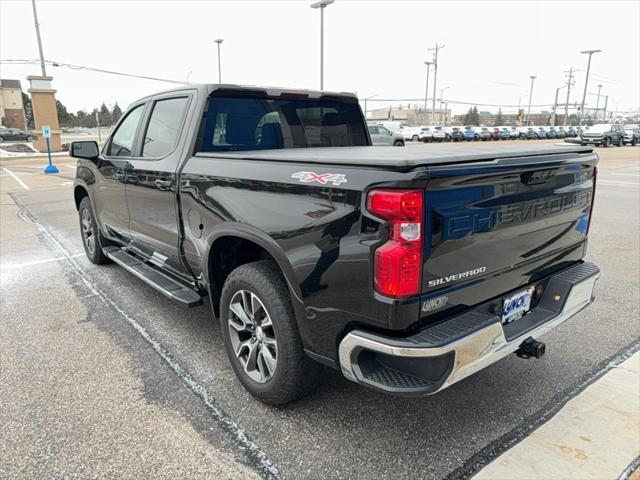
103;247;203;307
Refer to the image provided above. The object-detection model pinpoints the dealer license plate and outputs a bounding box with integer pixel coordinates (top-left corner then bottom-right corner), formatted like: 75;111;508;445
501;287;534;325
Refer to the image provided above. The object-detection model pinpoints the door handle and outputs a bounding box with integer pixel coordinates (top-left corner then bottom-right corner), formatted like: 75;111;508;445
154;178;172;190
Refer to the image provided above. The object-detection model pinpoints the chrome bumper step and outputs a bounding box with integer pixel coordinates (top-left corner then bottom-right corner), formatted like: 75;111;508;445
339;262;600;395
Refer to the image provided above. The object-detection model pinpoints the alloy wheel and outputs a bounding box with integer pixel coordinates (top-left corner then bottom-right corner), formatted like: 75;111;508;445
228;290;277;383
81;208;96;256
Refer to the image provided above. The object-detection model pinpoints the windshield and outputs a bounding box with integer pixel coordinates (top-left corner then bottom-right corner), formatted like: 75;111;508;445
199;94;368;152
585;124;610;133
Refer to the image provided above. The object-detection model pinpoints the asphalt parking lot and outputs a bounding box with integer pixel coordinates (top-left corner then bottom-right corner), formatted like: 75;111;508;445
1;141;639;479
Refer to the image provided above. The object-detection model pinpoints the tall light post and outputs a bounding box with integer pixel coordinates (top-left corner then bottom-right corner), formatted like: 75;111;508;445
30;0;46;76
310;0;334;90
423;61;432;115
594;84;603;122
429;43;445;125
439;86;450;126
578;49;602;126
525;75;536;126
214;38;224;84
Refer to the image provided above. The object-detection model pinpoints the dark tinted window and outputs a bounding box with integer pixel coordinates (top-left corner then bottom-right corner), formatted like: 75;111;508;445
142;97;189;157
107;105;144;157
199;96;368;152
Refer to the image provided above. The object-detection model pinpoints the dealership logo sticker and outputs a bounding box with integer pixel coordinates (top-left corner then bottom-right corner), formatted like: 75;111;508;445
422;295;448;313
291;171;348;186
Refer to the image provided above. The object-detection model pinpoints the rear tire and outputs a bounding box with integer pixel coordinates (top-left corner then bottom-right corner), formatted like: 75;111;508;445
26;135;34;142
393;140;405;147
632;137;637;146
0;136;4;143
220;260;324;405
412;135;419;142
602;137;610;148
78;196;112;265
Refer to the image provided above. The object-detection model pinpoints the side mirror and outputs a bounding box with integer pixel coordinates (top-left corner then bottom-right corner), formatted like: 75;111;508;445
70;141;100;160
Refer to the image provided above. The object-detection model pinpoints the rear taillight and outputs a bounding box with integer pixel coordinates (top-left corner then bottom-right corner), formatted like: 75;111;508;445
367;189;423;298
587;166;597;233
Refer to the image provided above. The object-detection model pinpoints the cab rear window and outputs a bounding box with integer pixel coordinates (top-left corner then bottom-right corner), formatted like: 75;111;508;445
198;96;368;152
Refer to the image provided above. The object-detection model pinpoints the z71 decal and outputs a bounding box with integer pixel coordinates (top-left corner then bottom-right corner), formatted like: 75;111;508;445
291;171;348;186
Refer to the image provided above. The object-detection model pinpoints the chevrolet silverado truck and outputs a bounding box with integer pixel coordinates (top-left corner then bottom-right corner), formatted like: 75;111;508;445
70;84;600;405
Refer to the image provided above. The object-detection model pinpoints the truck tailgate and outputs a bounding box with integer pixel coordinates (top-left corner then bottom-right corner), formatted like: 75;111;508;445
422;152;597;300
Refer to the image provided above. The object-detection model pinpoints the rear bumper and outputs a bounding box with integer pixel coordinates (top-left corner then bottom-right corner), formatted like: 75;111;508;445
338;262;600;395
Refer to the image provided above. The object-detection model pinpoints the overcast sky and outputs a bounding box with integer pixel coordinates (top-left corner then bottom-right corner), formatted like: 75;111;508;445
1;0;638;115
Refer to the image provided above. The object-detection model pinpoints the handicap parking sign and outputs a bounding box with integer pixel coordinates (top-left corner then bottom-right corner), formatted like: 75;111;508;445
42;125;51;139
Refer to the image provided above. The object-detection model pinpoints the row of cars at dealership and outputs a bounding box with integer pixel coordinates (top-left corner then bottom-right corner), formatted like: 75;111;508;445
362;123;640;147
394;124;639;145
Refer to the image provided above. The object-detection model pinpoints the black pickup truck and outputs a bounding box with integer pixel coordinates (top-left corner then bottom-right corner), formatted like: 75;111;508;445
71;85;600;405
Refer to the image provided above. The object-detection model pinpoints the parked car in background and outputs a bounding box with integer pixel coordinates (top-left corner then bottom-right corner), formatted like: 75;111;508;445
524;127;539;140
581;123;625;147
432;126;450;142
463;126;480;141
450;127;464;142
400;126;423;142
0;127;33;143
536;127;548;139
623;124;639;146
368;124;405;146
490;128;502;140
512;127;527;139
419;127;433;143
479;127;493;141
553;127;566;139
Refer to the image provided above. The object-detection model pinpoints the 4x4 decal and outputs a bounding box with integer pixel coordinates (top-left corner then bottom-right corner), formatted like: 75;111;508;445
291;171;348;186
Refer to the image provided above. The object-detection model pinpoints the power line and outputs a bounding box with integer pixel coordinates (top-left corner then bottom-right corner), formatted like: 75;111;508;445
0;58;192;85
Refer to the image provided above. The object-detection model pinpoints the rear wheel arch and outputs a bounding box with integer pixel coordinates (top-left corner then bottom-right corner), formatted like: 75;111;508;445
205;231;303;321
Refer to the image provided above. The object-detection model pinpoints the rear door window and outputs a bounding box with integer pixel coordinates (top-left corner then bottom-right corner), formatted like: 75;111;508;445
199;95;368;152
142;97;189;158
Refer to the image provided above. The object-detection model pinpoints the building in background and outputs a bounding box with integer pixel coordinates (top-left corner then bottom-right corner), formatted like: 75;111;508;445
365;105;451;126
0;79;27;130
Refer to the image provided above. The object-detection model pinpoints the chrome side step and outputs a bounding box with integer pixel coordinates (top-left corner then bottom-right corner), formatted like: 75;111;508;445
103;247;203;307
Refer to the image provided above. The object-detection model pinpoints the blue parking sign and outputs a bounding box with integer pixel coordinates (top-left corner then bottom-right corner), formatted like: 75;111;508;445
42;125;51;139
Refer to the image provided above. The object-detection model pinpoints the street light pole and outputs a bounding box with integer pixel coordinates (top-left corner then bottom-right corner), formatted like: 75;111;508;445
578;49;602;126
423;61;432;114
30;0;46;76
563;67;575;126
214;38;224;84
526;75;536;126
310;0;334;90
439;86;449;126
594;84;603;122
429;43;444;125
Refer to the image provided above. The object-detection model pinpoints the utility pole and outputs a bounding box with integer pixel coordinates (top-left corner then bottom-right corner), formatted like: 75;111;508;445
310;0;334;90
602;96;608;122
594;84;603;122
439;86;450;126
30;0;47;76
428;43;445;125
423;61;432;114
552;87;560;126
214;39;224;83
563;67;575;126
526;75;536;126
579;49;602;126
95;110;101;143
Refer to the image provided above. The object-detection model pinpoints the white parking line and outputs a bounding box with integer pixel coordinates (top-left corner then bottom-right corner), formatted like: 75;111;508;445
598;180;640;187
1;253;85;271
1;167;30;190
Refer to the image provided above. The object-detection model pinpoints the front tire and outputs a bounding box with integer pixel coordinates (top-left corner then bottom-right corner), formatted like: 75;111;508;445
78;196;111;264
602;137;610;148
412;135;419;142
220;260;324;405
26;135;34;142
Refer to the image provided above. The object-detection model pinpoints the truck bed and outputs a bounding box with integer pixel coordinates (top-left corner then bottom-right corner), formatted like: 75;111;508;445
196;144;594;170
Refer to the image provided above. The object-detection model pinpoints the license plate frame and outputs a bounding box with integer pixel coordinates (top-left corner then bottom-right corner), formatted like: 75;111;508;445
501;287;535;325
